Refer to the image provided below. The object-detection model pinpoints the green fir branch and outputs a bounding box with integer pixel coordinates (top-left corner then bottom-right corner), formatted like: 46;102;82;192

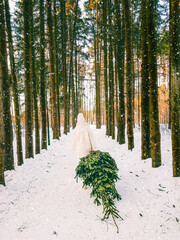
75;150;123;233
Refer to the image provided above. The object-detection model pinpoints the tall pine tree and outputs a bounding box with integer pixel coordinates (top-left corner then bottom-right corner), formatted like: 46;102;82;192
23;0;34;159
60;0;68;134
1;0;14;170
115;0;125;144
140;0;151;159
47;0;59;139
29;0;40;154
40;0;47;149
170;0;180;177
0;0;6;185
123;0;134;150
108;0;115;139
146;0;161;167
4;0;23;165
103;0;109;135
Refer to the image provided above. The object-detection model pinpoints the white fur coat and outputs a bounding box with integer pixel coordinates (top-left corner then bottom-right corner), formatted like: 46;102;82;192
72;113;97;159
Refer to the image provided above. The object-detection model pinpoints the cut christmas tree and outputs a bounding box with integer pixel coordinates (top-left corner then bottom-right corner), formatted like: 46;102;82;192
75;150;123;233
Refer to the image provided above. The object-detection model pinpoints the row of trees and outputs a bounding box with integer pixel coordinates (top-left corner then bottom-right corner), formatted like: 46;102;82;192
0;0;179;186
0;0;88;185
85;0;179;176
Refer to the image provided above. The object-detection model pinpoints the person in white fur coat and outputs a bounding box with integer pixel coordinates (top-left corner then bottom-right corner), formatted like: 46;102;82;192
72;113;97;160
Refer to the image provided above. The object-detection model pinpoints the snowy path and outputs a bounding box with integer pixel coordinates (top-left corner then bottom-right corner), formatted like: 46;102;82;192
0;126;180;240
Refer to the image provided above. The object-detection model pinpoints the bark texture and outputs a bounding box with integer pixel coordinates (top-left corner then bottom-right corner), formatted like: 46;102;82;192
103;0;109;135
4;0;23;166
108;0;115;139
146;0;161;167
115;0;125;144
60;0;68;134
123;0;134;150
0;64;5;185
0;0;14;170
170;0;180;177
0;1;6;184
23;0;34;159
40;0;47;149
47;0;59;139
29;0;40;154
140;0;151;159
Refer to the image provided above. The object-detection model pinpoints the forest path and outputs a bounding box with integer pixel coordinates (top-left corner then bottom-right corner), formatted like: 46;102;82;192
0;126;180;240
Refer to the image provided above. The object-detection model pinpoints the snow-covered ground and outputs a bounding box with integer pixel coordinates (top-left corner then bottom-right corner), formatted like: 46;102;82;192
0;125;180;240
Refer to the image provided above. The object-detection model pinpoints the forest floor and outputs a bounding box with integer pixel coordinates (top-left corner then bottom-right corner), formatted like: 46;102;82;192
0;125;180;240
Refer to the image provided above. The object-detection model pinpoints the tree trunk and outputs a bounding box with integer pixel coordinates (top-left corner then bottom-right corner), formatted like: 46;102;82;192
94;2;101;129
53;0;61;136
103;0;109;135
131;8;135;129
97;22;101;129
0;0;14;169
75;37;79;120
0;1;6;184
68;0;79;129
23;0;34;159
140;0;151;159
29;0;40;154
115;0;125;144
168;1;172;129
40;0;47;149
0;65;5;185
67;14;72;132
108;0;115;139
47;0;59;139
60;0;68;134
123;0;134;150
137;57;140;127
94;31;101;129
146;0;161;167
114;44;118;127
72;1;79;129
4;0;23;165
170;0;180;177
